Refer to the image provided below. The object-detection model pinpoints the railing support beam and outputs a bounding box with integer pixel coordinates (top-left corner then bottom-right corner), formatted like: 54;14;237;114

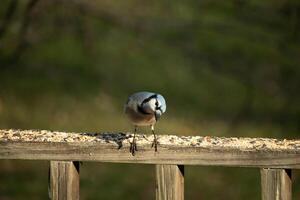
260;168;291;200
156;164;184;200
49;161;80;200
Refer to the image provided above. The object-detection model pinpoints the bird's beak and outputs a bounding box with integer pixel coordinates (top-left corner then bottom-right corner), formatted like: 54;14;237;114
155;110;162;121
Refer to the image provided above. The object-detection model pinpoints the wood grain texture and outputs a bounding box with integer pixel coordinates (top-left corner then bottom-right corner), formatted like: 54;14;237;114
50;161;80;200
1;129;300;168
156;165;184;200
260;169;292;200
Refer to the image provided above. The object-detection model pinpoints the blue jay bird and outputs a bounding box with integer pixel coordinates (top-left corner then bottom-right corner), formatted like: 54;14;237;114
124;91;166;156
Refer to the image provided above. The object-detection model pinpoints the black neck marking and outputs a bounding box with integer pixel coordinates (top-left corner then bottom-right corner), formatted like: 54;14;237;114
141;94;158;105
157;106;162;112
137;105;152;115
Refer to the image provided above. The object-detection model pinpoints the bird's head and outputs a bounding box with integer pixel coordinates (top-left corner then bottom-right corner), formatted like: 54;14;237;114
141;94;166;121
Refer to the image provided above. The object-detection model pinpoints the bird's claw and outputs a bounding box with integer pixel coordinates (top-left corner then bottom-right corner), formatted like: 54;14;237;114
151;138;158;152
130;140;138;156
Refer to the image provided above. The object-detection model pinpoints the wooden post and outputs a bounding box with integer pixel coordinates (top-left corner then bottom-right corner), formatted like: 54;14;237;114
49;161;80;200
260;168;292;200
156;165;184;200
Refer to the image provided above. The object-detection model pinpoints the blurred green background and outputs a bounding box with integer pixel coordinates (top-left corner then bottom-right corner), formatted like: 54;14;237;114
0;0;299;199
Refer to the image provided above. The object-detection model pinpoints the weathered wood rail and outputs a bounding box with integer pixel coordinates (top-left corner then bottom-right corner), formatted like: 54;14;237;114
1;129;299;200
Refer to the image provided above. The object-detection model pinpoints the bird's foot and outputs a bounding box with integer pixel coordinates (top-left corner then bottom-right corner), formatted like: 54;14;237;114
130;139;138;156
151;138;158;152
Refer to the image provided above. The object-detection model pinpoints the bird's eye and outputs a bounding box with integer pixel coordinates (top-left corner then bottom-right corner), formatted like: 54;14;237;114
155;101;159;106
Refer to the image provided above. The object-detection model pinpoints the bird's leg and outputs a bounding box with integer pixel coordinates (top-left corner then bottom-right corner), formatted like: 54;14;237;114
130;126;138;156
151;125;158;152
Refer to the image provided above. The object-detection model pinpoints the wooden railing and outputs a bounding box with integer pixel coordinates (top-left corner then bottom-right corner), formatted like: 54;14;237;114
0;129;299;200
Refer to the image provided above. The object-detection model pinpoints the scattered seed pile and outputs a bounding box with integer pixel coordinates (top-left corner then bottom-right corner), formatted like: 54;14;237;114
0;129;300;152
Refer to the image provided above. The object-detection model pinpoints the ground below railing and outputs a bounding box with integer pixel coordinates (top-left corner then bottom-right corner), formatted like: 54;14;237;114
0;129;299;200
